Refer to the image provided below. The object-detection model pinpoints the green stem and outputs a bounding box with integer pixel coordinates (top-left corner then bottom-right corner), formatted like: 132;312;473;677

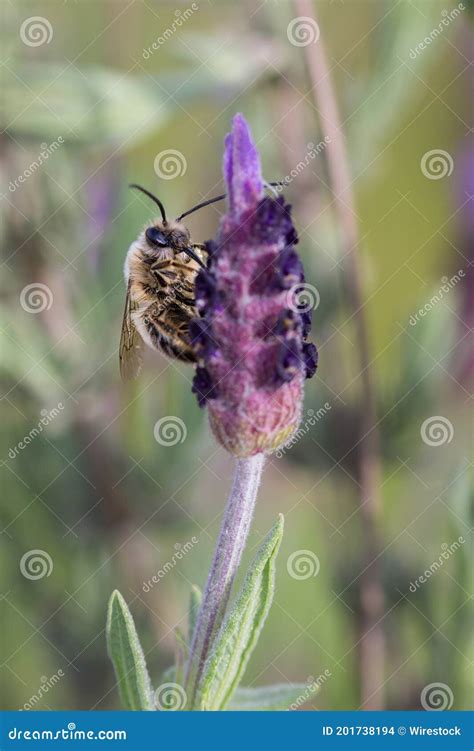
184;454;265;708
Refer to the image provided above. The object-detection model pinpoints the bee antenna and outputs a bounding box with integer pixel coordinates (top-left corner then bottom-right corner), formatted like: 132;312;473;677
177;194;226;222
176;182;285;222
129;184;167;224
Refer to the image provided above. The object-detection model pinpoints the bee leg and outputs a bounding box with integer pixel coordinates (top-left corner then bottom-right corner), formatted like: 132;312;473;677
182;246;206;268
192;243;209;265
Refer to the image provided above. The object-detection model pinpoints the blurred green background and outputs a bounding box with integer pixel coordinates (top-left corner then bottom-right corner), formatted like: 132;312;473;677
1;0;472;711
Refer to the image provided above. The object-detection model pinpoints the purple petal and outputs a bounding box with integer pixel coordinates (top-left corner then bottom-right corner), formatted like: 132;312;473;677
275;338;302;384
195;268;217;314
276;245;304;289
192;367;218;407
223;113;264;217
302;342;318;379
189;318;218;358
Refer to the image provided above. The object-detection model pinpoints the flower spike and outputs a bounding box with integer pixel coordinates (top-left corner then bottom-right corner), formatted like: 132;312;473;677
191;114;318;457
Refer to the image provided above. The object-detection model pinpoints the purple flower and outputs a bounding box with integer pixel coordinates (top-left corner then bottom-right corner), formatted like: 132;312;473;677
191;114;317;457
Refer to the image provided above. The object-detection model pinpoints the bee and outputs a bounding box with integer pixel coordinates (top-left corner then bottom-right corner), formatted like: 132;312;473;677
120;181;283;380
119;184;224;380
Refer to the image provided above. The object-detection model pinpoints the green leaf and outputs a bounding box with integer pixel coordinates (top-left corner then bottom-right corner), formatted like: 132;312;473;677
227;683;317;711
188;584;202;643
199;515;284;710
106;590;155;711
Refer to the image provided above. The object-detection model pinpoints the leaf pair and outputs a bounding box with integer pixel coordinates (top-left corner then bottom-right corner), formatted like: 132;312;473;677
106;515;317;711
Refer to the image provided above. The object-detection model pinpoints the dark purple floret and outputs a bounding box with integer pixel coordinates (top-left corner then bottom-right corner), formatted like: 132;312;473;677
302;342;318;379
275;338;302;384
189;318;217;359
274;309;301;337
252;196;297;245
293;286;313;314
249;251;282;295
276;246;304;289
192;366;218;407
195;268;217;315
285;224;299;246
300;309;312;339
204;239;219;268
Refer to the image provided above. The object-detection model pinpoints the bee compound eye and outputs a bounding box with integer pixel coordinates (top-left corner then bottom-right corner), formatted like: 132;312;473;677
145;227;168;247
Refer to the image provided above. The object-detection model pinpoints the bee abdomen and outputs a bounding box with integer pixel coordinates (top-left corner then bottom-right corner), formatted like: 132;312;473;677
143;311;196;363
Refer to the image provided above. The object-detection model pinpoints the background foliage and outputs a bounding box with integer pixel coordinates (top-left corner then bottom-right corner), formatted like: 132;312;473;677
1;0;472;711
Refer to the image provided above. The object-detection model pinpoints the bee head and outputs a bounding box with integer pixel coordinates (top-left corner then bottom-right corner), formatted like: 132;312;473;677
129;183;202;266
130;184;190;252
145;221;190;248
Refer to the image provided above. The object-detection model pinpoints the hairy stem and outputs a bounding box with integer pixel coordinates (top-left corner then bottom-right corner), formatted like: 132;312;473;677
184;454;265;707
294;0;385;709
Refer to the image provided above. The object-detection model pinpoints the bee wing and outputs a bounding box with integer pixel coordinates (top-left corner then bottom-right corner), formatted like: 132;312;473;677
119;282;143;381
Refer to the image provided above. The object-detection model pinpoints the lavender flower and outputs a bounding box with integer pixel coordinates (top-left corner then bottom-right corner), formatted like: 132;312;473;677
191;114;317;457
